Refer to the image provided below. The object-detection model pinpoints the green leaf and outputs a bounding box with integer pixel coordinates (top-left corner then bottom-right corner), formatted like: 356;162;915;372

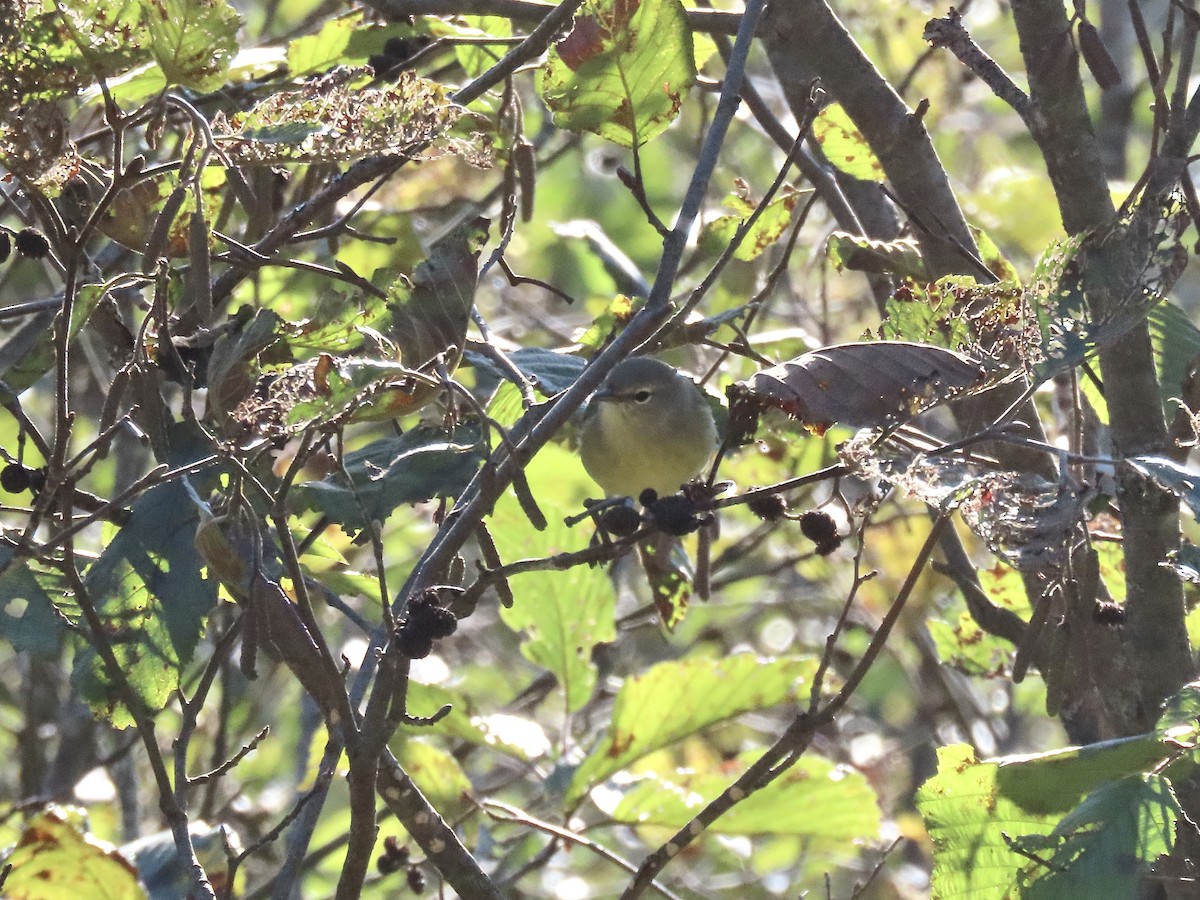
605;751;880;840
449;15;512;79
466;347;588;399
1020;776;1177;900
1159;680;1200;733
1148;301;1200;411
282;289;394;356
928;563;1029;676
698;181;801;262
290;424;486;529
143;0;240;91
74;424;220;726
927;610;1009;677
638;531;692;629
73;556;184;728
297;533;382;606
827;232;927;279
386;216;488;376
568;653;817;802
395;739;474;821
917;735;1188;900
205;306;282;424
812;103;884;182
0;281;111;393
970;224;1021;285
399;681;549;760
0;549;63;656
4;806;145;900
491;443;616;713
538;0;696;147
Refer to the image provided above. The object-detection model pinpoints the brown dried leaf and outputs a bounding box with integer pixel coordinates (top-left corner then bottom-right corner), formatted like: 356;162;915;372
1078;18;1121;90
727;341;989;438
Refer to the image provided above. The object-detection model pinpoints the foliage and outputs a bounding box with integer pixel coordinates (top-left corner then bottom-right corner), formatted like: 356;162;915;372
2;0;1200;898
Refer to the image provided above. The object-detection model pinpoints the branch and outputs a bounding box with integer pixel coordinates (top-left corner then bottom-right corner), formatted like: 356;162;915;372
483;800;686;900
760;0;979;279
620;513;952;899
924;9;1035;130
361;0;741;34
377;753;505;900
1011;0;1194;727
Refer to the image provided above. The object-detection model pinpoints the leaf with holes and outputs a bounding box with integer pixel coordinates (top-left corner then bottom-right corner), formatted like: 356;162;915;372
698;181;801;261
538;0;695;147
726;341;990;439
213;70;483;165
1032;191;1189;382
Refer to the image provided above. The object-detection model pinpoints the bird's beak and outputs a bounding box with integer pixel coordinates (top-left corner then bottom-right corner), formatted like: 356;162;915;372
591;386;616;402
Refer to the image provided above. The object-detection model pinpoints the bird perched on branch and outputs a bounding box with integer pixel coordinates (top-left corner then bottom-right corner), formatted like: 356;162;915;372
579;356;721;626
579;356;719;500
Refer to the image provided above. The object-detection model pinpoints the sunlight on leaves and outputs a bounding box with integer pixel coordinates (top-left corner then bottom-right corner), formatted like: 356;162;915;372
213;70;488;165
918;737;1189;900
812;103;884;182
568;654;817;802
539;0;696;147
144;0;240;91
491;443;616;713
602;751;880;841
827;232;926;280
698;180;801;262
3;806;144;900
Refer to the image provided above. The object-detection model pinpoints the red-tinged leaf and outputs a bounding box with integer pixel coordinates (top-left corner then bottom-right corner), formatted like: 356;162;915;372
538;0;695;147
638;531;690;629
726;341;990;438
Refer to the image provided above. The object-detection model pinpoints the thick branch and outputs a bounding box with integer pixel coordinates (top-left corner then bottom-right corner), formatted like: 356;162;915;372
1010;0;1194;728
760;0;979;279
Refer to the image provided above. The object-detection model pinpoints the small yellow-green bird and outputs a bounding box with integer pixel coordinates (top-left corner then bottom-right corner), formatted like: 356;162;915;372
580;356;719;499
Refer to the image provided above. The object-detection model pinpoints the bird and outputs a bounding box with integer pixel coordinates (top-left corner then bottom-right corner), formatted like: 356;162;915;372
579;356;719;500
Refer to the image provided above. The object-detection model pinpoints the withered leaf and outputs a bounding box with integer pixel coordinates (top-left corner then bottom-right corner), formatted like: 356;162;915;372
386;216;488;379
727;341;989;439
1077;18;1121;90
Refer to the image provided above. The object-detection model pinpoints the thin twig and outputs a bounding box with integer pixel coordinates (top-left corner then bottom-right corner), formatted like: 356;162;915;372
483;800;686;900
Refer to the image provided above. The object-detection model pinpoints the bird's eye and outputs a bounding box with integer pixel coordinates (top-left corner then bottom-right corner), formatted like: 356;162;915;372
634;390;652;403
